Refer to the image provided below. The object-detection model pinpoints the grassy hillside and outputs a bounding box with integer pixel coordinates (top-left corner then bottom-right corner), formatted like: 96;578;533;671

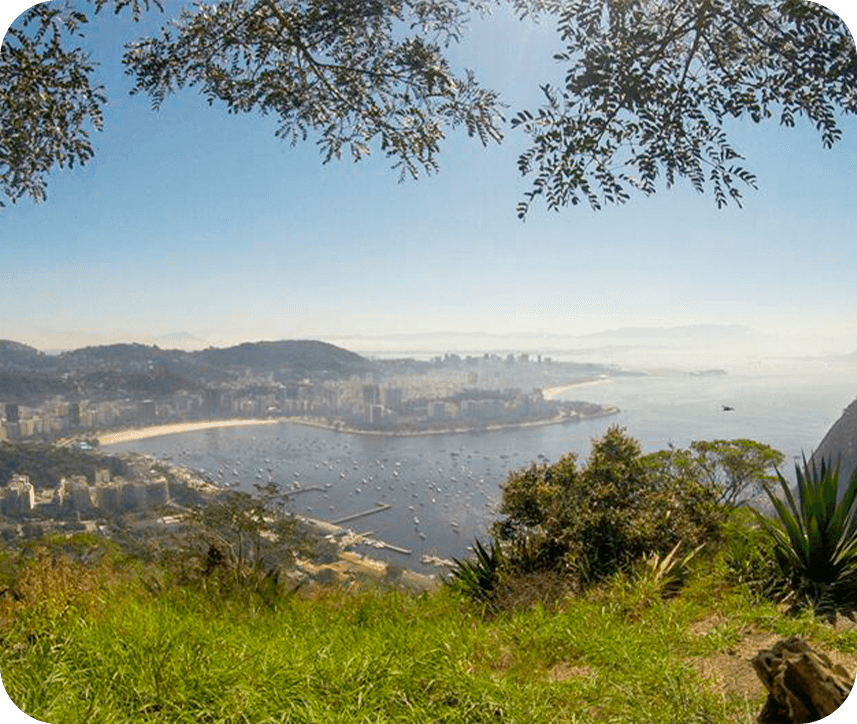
0;532;855;724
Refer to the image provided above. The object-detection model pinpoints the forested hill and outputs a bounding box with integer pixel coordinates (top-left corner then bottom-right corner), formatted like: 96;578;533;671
0;340;53;370
194;340;371;376
811;397;857;494
0;339;375;405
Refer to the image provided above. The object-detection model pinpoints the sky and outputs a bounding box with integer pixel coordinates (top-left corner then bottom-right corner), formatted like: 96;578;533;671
1;0;856;356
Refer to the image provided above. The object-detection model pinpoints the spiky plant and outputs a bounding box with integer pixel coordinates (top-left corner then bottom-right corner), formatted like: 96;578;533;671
448;538;505;605
641;540;705;600
756;455;857;615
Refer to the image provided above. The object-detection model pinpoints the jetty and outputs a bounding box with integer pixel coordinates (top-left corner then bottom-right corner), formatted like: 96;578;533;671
331;502;392;525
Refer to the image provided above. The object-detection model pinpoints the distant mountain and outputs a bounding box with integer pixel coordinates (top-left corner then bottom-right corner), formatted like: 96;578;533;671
811;398;857;495
195;340;373;376
154;332;207;350
579;324;767;346
60;343;192;369
0;339;374;405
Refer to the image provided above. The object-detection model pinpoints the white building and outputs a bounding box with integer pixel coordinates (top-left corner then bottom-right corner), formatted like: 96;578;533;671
2;474;35;517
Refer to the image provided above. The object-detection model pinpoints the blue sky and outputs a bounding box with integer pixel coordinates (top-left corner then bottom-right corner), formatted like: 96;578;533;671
1;0;856;354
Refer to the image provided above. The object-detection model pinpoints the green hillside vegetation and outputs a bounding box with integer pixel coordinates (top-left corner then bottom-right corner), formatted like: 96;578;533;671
0;442;129;488
0;339;375;405
1;428;856;724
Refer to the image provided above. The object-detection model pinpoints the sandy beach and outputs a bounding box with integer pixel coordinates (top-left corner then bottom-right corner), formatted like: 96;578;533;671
96;405;620;446
97;418;283;445
542;376;612;400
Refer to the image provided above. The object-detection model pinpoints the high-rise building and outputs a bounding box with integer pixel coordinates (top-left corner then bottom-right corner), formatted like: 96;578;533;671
2;474;34;516
383;387;403;413
362;384;380;405
368;404;384;427
4;403;19;423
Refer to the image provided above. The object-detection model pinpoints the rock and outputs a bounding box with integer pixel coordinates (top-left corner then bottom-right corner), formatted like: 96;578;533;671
752;636;854;723
811;397;857;497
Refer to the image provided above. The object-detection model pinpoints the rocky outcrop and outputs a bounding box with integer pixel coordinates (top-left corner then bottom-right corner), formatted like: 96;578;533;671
752;636;854;723
811;398;857;497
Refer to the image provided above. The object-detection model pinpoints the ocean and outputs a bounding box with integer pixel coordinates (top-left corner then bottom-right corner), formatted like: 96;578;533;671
103;355;857;571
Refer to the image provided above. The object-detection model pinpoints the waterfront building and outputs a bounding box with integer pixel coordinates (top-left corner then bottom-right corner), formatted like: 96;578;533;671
383;387;403;414
368;404;384;427
362;384;381;405
427;401;447;420
138;399;156;422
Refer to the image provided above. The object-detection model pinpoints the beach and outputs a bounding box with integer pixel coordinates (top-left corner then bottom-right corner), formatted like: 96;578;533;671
97;418;283;445
96;404;621;446
541;376;612;400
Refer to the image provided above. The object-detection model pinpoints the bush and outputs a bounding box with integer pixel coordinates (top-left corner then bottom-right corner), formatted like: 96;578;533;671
721;507;784;602
494;427;725;587
756;455;857;616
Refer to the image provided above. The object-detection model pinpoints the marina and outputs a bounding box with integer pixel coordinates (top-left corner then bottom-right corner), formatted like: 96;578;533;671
102;358;857;572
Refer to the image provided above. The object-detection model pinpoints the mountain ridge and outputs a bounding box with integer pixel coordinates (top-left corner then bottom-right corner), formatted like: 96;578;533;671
0;339;375;405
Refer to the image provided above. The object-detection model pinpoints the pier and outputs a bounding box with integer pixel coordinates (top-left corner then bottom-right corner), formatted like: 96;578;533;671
330;502;392;525
282;485;325;497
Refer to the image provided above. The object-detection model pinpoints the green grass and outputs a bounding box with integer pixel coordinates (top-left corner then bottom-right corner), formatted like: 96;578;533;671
1;538;855;724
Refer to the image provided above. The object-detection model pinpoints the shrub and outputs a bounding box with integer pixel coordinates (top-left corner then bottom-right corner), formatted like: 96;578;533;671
721;506;784;602
756;455;857;616
494;427;725;587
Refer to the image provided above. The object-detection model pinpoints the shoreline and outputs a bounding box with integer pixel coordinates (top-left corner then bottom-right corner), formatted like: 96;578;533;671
287;409;619;438
96;405;621;447
97;418;282;445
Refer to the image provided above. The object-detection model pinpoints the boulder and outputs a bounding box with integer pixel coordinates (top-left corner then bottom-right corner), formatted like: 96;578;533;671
752;636;854;723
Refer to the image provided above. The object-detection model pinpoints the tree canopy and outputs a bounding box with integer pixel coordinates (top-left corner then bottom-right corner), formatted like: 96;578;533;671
494;426;727;585
2;0;855;211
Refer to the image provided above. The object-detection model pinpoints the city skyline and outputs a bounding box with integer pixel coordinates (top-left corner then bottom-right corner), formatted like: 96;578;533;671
2;1;856;356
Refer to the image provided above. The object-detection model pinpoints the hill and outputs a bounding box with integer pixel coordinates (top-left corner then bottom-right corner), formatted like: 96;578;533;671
811;397;857;493
0;340;52;370
194;340;373;376
0;339;375;405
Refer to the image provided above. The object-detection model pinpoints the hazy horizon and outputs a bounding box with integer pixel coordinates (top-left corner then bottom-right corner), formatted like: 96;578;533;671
2;1;856;366
7;322;856;377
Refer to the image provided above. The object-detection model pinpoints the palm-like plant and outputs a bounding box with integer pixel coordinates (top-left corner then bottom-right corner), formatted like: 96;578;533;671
756;456;857;615
448;538;505;605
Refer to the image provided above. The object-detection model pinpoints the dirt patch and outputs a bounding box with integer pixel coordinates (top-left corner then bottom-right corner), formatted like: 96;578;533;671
548;661;593;683
688;624;857;701
690;629;782;700
686;614;727;638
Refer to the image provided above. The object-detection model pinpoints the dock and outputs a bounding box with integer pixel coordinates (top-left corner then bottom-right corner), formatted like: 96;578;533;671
330;502;392;525
282;485;325;497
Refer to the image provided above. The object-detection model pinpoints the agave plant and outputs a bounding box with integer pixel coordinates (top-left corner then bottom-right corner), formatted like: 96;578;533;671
756;455;857;615
448;538;505;605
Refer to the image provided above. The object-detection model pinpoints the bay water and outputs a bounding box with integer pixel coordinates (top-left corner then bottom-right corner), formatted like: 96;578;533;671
104;356;857;571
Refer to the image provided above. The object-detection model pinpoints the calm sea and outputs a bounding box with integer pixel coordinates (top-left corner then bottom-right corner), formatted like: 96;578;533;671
104;356;857;571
